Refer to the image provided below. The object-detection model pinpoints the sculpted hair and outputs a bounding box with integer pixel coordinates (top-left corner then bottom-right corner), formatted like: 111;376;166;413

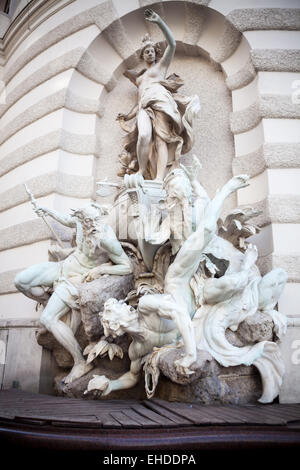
139;34;162;60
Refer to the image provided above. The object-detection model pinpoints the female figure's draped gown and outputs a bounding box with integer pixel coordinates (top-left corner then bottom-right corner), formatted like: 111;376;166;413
119;73;200;179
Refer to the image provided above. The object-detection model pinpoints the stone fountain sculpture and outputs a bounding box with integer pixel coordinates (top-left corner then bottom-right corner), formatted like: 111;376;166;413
15;9;288;404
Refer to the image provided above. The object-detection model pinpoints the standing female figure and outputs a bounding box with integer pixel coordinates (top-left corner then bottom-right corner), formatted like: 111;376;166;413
117;9;200;181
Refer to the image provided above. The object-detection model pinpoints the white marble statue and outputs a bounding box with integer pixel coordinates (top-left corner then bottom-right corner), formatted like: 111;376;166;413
85;174;250;396
14;9;289;405
193;256;288;402
145;155;209;255
117;9;200;181
15;203;132;383
140;242;287;403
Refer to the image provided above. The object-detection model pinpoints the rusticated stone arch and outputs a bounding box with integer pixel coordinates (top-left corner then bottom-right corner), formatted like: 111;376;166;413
63;0;258;214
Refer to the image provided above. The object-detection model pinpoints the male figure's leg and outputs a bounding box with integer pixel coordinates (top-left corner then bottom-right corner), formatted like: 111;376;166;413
137;108;152;177
15;262;60;304
40;287;93;383
204;245;258;305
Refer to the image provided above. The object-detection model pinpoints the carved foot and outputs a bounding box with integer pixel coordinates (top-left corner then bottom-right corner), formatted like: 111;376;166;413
63;360;94;384
84;375;111;397
174;355;196;377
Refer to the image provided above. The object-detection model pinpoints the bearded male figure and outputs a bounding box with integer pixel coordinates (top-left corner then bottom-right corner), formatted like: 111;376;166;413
15;203;132;383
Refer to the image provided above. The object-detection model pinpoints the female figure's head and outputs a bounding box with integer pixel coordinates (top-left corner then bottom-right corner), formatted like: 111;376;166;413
142;44;156;64
140;34;161;64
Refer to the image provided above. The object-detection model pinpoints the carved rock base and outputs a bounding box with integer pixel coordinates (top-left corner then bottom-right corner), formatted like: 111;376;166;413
148;347;262;405
54;355;261;404
155;364;261;405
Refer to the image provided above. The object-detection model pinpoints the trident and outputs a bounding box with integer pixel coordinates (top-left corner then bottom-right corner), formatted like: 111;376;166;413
24;184;64;248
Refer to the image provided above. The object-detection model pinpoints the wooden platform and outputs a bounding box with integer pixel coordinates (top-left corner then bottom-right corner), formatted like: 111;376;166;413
1;389;300;451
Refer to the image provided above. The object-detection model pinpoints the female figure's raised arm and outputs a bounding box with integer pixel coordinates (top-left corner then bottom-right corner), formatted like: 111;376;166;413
145;9;176;71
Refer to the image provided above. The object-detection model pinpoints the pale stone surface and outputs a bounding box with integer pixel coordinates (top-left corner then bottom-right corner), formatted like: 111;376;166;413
257;253;300;282
231;76;258;112
0;172;93;214
230;100;260;134
0;197;54;231
272;223;300;254
151;346;262;405
232;146;265;177
230;93;300;134
260;94;300;119
0;172;56;212
0;13;10;38
183;3;208;45
210;0;300;17
1;70;73;129
1;155;59;194
251;49;300;72
0;130;61;177
237;171;268;205
0;269;20;294
279;325;300;403
2;327;43;393
226;57;256;90
0;219;51;252
264;142;300;168
156;366;261;405
65;90;99;114
233;143;300;178
248;224;273;257
278;283;300;318
227;8;300;32
0;90;67;146
77;50;117;90
264;119;300;144
1;49;85;119
246;196;300;226
268;169;300;196
235;312;274;344
210;20;241;63
258;70;300;94
245;31;300;51
234;122;264;158
0;240;51;273
5;26;98;88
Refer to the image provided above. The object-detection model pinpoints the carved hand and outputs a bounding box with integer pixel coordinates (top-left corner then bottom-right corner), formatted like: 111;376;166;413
144;8;161;24
33;205;48;218
84;374;111;397
116;112;128;122
82;266;106;283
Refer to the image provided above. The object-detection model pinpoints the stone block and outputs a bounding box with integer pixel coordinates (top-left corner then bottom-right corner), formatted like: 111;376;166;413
279;325;300;403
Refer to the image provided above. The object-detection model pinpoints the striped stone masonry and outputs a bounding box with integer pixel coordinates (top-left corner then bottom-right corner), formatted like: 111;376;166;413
0;0;299;402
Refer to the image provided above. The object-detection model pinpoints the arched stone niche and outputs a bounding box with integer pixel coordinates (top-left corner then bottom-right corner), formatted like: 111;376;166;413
64;1;257;215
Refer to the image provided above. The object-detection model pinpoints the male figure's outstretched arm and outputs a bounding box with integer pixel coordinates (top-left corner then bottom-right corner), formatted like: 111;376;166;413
166;175;250;283
34;205;76;228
